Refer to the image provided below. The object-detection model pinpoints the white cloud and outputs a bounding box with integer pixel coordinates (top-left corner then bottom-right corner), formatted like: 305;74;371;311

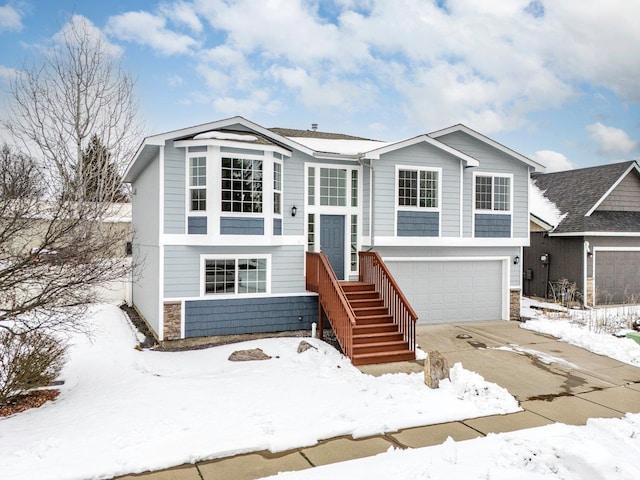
166;74;183;87
586;122;638;155
0;4;23;32
212;89;283;117
0;64;17;81
105;11;198;55
160;1;203;33
531;150;575;172
54;15;122;58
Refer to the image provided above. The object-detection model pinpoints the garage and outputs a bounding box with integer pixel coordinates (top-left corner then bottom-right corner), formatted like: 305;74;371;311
595;250;640;305
384;258;506;324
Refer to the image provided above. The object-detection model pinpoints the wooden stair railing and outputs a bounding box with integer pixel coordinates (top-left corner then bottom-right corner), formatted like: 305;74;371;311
358;251;418;351
305;251;357;359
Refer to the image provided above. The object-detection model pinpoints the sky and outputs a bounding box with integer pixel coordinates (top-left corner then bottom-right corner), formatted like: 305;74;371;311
0;0;639;172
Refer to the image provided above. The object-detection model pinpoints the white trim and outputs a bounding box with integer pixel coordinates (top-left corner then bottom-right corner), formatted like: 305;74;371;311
174;138;291;157
199;254;272;297
583;241;590;307
395;165;442;237
472;171;514;238
373;236;529;247
162;233;305;246
158;146;165;341
382;255;510;321
585;162;640;216
365;134;480;166
164;291;319;303
593;246;640;252
429;124;545;171
459;162;464;237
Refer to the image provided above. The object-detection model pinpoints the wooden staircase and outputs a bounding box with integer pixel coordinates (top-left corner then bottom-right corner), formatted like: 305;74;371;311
341;281;415;366
306;251;417;366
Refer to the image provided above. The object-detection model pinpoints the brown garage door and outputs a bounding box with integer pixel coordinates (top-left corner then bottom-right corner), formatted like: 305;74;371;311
595;250;640;304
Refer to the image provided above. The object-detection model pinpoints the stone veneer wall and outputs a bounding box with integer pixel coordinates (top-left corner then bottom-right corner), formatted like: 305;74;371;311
163;301;182;340
586;277;594;306
510;289;521;321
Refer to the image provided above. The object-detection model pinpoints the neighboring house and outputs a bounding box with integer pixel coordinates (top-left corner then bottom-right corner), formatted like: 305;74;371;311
525;161;640;305
124;116;542;362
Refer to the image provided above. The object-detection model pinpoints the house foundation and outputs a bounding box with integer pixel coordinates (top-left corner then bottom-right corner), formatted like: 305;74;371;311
163;301;182;341
510;289;521;321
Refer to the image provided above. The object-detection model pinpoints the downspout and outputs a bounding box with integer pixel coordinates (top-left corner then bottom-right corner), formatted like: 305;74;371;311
357;156;374;250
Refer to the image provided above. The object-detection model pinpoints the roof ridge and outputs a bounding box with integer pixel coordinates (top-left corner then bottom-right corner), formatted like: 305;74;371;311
268;127;379;141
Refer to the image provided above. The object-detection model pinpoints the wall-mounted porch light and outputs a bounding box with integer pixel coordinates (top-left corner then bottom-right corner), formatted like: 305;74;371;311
291;205;297;217
513;255;520;265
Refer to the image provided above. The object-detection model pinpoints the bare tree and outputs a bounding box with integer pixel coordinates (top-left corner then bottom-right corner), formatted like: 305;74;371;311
0;16;139;336
3;15;141;202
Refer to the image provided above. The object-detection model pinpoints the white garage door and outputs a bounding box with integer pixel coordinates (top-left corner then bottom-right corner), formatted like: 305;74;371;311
385;259;504;324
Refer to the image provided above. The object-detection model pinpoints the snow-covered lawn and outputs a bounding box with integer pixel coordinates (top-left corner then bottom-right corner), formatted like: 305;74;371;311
263;298;640;479
0;305;519;480
521;297;640;366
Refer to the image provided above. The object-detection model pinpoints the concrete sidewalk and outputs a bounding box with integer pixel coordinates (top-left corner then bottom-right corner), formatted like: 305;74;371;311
115;321;640;480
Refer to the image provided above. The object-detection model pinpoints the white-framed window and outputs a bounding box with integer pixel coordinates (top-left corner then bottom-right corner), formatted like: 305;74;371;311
397;167;440;209
202;255;270;295
474;174;512;212
319;167;347;206
221;157;263;213
189;156;207;211
273;161;282;215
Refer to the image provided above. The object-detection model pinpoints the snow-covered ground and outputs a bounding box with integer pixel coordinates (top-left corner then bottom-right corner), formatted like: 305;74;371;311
0;305;518;480
3;299;640;480
264;298;640;479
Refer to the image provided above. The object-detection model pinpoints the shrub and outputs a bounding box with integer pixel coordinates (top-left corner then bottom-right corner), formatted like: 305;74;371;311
0;330;67;406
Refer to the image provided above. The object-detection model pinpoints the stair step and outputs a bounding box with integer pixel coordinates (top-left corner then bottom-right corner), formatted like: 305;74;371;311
353;306;389;317
340;282;375;293
354;314;393;325
345;292;382;302
353;323;398;335
353;340;410;354
352;350;416;366
349;298;385;308
353;332;404;344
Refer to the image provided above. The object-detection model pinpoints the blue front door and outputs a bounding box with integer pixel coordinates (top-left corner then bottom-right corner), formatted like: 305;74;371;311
320;215;345;279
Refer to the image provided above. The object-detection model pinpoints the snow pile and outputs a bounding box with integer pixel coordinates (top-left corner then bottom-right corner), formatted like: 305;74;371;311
529;180;565;228
288;137;389;155
0;305;520;480
266;414;640;479
193;130;258;141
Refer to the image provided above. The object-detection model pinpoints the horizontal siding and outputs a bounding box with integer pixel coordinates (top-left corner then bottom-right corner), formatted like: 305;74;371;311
184;295;318;337
164;245;306;298
283;150;306;235
188;216;207;234
220;217;264;235
375;143;461;237
397;211;439;236
439;131;530;239
164;141;186;234
597;173;640;211
132;244;160;334
475;214;511;237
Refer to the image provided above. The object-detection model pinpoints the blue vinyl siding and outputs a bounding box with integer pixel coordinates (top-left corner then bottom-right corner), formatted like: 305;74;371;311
220;217;264;235
188;216;207;234
475;214;511;237
185;295;318;337
397;211;439;237
163;141;186;234
273;218;282;235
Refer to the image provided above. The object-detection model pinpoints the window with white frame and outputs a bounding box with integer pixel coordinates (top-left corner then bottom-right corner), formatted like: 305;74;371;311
319;167;347;206
221;157;263;213
475;175;511;211
204;257;268;295
397;168;439;208
189;156;207;211
273;161;282;215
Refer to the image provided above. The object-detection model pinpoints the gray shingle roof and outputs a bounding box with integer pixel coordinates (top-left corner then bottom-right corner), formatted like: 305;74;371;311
532;161;638;233
269;127;377;141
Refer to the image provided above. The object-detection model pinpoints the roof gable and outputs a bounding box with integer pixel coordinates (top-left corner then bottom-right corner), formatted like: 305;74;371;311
363;134;480;166
532;160;640;234
430;124;545;171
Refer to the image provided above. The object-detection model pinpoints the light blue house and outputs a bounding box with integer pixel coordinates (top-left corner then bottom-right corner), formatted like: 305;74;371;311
124;116;543;363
